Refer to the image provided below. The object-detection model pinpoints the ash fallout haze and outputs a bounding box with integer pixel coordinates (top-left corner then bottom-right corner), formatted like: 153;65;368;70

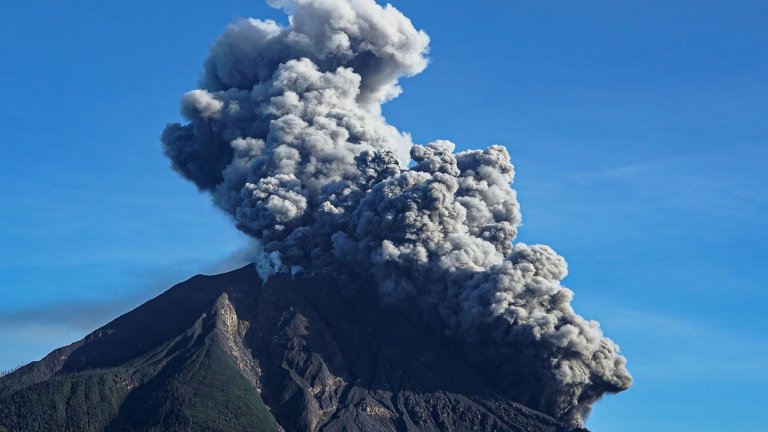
1;0;767;431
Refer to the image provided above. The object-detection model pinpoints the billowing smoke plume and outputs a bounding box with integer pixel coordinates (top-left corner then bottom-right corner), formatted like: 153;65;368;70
162;0;631;425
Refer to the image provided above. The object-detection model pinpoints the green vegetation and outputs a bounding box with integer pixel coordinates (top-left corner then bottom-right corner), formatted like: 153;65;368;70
183;341;279;431
0;315;280;432
0;368;129;431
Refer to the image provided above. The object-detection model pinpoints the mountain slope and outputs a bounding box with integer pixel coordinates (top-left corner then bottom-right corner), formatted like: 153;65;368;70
0;265;586;432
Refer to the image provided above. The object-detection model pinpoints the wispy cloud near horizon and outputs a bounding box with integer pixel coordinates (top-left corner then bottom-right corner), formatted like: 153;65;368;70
0;245;259;370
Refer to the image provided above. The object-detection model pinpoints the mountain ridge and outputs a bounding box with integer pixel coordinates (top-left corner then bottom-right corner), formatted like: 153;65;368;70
0;265;588;432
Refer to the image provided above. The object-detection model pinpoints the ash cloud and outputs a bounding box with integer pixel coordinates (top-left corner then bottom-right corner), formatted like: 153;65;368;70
162;0;631;425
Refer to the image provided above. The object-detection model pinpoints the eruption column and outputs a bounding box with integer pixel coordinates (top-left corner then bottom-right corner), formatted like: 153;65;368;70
162;0;632;425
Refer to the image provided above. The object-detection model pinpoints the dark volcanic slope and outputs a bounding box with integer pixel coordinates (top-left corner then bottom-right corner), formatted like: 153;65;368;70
0;265;586;432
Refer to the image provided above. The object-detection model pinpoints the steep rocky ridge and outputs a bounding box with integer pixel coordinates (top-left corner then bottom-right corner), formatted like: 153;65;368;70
0;265;587;432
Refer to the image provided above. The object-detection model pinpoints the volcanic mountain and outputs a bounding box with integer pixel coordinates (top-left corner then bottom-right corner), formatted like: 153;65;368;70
0;265;588;432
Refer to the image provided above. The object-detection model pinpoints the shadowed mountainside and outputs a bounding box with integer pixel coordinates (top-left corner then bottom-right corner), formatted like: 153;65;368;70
0;265;587;432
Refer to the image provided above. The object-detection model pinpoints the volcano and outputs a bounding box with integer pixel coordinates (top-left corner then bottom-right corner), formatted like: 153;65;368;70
0;265;587;432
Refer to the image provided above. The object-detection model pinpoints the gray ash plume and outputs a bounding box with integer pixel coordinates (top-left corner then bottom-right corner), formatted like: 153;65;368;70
161;0;631;425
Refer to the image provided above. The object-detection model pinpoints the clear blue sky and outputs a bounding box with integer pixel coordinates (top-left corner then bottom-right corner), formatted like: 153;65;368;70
1;1;766;430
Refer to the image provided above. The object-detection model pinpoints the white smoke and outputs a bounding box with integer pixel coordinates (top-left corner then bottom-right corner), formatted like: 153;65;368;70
162;0;631;425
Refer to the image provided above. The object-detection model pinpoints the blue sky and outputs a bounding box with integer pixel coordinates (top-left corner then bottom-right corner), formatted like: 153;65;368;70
1;1;766;430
